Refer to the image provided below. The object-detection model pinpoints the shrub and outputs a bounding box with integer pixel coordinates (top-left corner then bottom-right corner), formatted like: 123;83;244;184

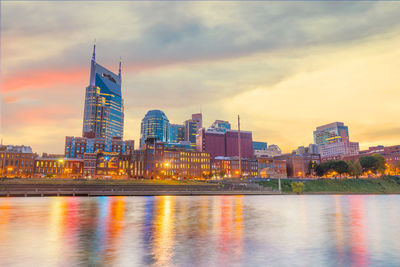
291;182;305;194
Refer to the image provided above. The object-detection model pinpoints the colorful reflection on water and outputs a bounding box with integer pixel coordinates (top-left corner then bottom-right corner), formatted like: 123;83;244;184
1;195;400;266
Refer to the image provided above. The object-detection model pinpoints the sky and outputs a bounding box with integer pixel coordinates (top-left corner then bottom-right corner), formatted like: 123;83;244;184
1;1;400;154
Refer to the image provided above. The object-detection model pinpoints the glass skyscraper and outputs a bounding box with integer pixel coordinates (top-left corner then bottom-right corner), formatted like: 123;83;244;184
140;110;170;148
82;45;124;140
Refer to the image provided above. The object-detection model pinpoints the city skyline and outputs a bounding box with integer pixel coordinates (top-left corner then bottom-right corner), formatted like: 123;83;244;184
2;2;400;154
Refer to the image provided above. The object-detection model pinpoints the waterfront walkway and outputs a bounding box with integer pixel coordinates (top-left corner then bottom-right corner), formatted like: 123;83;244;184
0;182;276;197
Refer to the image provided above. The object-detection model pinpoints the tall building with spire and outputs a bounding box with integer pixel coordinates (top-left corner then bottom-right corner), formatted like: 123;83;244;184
82;44;124;140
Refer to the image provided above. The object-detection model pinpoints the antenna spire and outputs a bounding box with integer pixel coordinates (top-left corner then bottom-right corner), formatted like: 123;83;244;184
92;39;96;61
118;57;122;77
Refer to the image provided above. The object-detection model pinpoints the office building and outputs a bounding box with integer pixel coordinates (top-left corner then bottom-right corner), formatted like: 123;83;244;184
82;44;124;140
192;113;203;132
208;120;231;133
253;141;268;152
319;141;360;160
185;119;198;148
254;144;282;158
313;122;349;146
65;136;134;159
197;128;253;160
169;124;185;143
140;110;170;148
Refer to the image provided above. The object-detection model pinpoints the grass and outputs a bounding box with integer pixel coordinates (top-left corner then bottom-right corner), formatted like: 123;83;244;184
0;178;211;186
259;176;400;194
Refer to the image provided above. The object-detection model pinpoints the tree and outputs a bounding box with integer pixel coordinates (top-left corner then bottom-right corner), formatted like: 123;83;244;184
346;160;362;178
219;170;226;178
373;154;386;174
359;154;387;175
359;155;376;174
291;182;305;194
334;160;348;176
314;164;325;177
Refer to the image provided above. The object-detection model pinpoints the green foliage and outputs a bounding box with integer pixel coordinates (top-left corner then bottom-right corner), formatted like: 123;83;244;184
359;154;386;174
346;160;363;178
219;170;226;178
303;176;400;193
313;160;349;177
291;182;305;194
258;179;292;192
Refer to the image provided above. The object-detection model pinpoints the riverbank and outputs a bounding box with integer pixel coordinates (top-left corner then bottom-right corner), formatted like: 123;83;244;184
259;176;400;194
0;178;275;197
2;177;400;197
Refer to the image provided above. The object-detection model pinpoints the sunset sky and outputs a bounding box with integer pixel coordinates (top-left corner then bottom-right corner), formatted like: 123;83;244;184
1;1;400;154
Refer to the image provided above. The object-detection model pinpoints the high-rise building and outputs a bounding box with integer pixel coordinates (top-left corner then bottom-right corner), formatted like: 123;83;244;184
82;45;124;140
140;110;170;148
169;124;185;143
208;120;231;133
313;122;349;146
192;113;203;132
185;119;198;148
319;141;359;160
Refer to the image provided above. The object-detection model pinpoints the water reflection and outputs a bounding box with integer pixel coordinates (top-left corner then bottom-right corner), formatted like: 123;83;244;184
1;195;400;266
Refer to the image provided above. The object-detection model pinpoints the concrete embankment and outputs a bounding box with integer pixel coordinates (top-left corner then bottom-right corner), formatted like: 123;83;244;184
0;183;277;197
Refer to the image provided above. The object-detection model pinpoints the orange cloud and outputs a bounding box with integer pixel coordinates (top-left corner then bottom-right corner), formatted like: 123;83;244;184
1;68;87;93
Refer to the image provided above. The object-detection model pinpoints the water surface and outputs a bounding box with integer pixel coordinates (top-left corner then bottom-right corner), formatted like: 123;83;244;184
1;195;400;266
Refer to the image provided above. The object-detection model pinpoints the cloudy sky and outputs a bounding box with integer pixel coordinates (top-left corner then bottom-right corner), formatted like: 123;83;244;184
1;1;400;154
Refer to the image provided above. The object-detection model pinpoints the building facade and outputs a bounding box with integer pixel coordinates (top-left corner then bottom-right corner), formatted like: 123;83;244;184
192;113;203;132
197;128;254;160
274;153;321;178
257;157;287;178
130;142;211;179
319;141;359;160
212;156;258;178
0;145;36;177
254;144;282;158
34;158;83;178
82;45;124;140
140;110;170;148
169;124;185;143
65;136;134;159
253;141;268;152
208;120;231;133
313;122;349;146
185;119;198;148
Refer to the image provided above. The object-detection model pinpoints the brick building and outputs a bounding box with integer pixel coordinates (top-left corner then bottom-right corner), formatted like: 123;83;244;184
0;145;36;178
274;153;321;178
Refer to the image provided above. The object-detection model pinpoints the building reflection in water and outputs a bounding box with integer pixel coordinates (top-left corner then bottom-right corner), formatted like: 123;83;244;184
152;196;176;267
349;195;369;267
3;195;400;266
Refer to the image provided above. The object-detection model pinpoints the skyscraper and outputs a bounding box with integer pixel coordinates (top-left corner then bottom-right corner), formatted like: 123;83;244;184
82;44;124;140
140;110;170;148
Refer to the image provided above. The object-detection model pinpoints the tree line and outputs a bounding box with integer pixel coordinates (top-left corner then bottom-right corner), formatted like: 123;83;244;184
312;154;386;178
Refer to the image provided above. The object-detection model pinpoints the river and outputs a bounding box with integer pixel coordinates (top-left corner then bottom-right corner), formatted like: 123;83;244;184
1;195;400;266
